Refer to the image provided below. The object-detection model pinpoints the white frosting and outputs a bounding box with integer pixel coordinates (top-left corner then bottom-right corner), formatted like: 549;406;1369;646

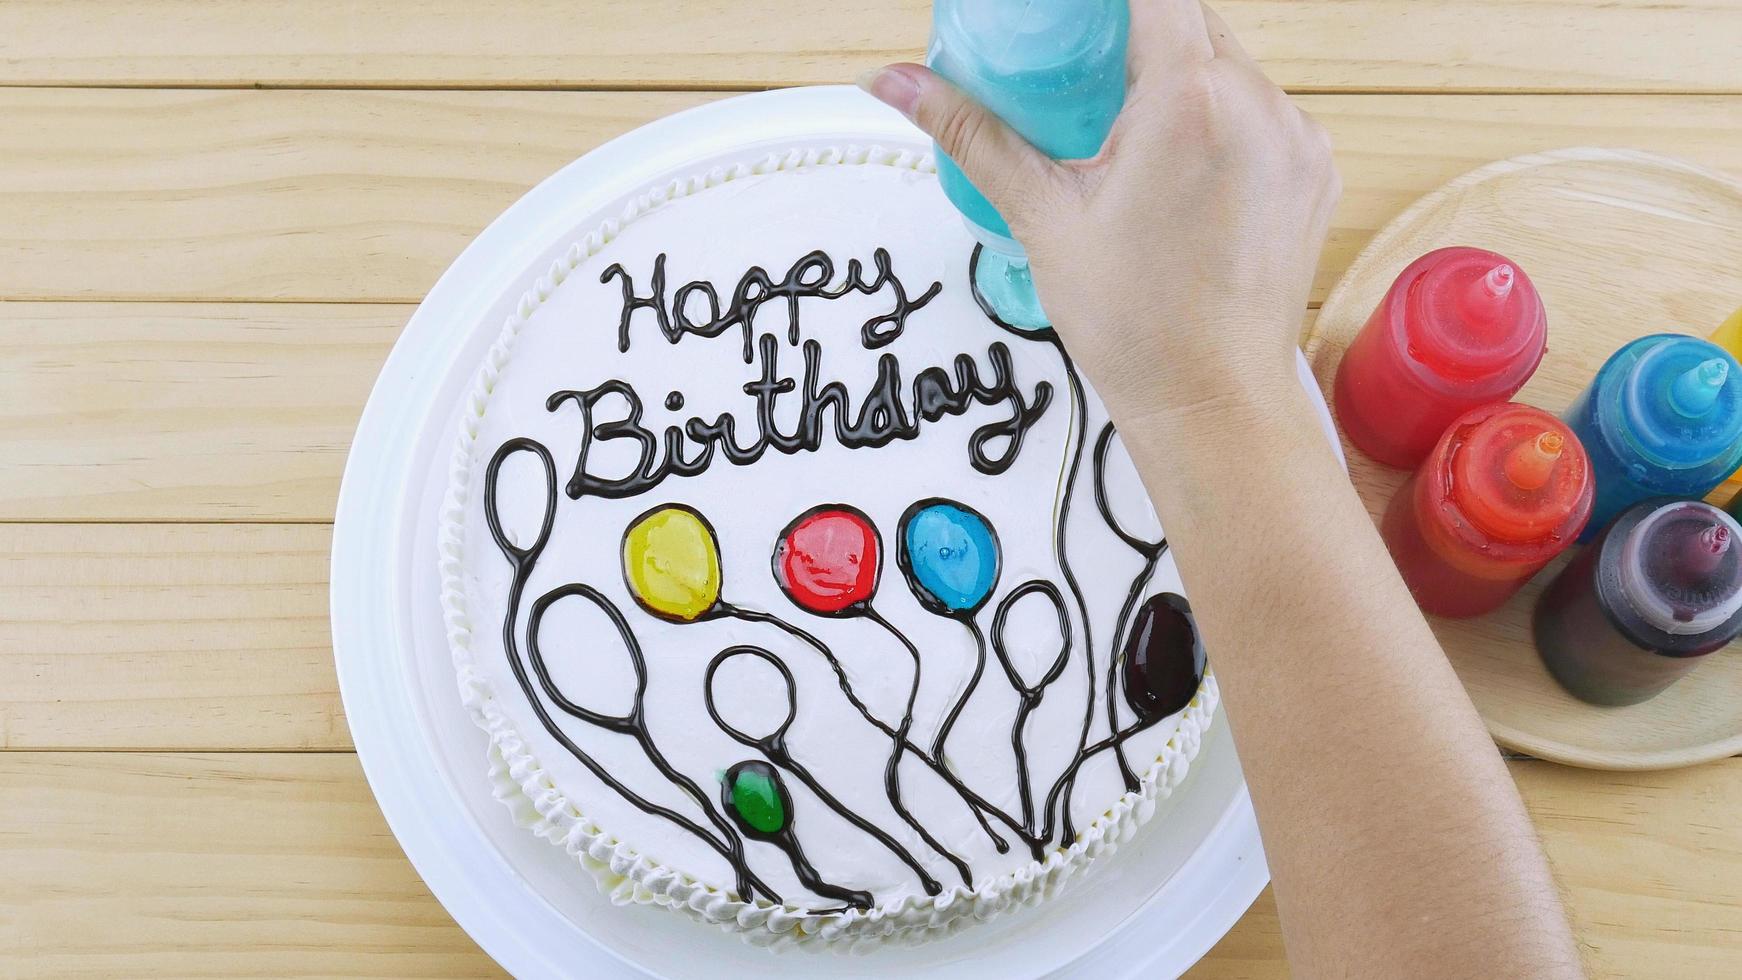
439;145;1215;948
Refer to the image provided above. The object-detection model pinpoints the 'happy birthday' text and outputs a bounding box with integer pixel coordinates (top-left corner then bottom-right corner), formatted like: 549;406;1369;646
550;250;1056;500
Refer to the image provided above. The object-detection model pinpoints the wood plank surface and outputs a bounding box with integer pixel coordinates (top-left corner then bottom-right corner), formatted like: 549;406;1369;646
0;303;405;523
2;1;1740;94
2;752;1734;978
0;88;716;304
0;752;502;978
1188;891;1285;980
2;90;1739;306
0;524;341;751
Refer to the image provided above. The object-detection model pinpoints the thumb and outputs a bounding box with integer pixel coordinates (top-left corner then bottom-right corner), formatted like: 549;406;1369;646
858;63;1056;227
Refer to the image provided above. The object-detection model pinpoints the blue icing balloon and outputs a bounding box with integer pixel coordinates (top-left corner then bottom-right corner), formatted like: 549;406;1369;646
900;501;1000;614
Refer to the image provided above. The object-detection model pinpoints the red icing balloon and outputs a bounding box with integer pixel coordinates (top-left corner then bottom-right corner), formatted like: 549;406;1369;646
774;507;880;615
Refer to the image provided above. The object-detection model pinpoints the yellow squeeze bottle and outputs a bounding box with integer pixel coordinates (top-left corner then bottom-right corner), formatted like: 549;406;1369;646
1714;305;1742;355
1710;305;1742;503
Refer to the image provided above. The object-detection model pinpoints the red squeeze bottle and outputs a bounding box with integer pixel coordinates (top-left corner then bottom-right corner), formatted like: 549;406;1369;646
1335;247;1548;468
1381;402;1593;618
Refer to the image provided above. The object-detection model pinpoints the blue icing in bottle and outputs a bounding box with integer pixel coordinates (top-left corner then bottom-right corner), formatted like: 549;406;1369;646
928;0;1129;329
1564;333;1742;541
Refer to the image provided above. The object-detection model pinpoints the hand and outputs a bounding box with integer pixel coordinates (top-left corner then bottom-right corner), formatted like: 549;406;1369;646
859;0;1340;432
865;13;1586;977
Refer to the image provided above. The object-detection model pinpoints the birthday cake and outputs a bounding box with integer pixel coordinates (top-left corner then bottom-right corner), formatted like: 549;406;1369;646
438;144;1215;949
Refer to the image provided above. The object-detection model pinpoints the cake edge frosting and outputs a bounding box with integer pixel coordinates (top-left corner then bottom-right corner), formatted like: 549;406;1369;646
435;143;1218;949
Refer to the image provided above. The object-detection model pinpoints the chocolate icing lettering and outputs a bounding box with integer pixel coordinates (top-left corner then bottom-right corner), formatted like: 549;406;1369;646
549;333;1052;500
603;248;942;363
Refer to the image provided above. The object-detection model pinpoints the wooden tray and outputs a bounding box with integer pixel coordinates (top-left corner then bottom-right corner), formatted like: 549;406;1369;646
1304;147;1742;770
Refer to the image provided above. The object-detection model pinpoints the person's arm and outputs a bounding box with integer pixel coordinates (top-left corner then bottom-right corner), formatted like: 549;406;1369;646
861;2;1584;976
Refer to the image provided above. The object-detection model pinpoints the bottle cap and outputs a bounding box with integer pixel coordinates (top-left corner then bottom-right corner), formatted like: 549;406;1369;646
1613;335;1742;470
1402;246;1547;388
1617;500;1742;635
1446;403;1593;543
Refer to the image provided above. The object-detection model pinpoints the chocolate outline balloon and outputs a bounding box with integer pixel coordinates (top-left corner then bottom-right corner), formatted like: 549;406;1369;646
1093;423;1166;559
989;579;1073;831
703;646;798;746
896;497;1003;618
769;502;884;619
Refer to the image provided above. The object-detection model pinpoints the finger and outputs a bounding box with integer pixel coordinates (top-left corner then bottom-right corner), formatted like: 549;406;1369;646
1199;1;1255;64
1128;0;1215;81
858;63;1056;221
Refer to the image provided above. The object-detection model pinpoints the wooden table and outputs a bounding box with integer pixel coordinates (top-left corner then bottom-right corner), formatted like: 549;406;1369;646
2;3;1739;976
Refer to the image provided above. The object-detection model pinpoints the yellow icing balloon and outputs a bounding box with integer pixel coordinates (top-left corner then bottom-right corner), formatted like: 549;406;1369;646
622;505;721;622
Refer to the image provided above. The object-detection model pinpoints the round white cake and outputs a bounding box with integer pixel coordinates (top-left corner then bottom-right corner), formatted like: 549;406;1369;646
438;144;1216;949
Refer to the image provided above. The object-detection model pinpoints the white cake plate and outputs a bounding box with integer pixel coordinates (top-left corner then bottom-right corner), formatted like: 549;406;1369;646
333;85;1341;979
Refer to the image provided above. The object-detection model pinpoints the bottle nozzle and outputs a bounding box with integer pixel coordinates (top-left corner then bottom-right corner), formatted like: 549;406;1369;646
1699;522;1731;558
1504;430;1563;491
1482;263;1515;300
1669;357;1729;417
1668;521;1734;604
1459;263;1516;336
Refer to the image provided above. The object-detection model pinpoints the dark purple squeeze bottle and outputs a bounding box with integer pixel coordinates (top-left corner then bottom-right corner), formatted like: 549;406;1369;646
1534;498;1742;706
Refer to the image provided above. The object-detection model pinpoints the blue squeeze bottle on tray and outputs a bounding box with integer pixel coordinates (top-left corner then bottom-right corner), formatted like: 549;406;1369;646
1564;333;1742;541
928;0;1129;330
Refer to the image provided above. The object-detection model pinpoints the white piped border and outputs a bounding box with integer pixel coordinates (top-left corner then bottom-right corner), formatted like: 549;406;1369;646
436;144;1218;949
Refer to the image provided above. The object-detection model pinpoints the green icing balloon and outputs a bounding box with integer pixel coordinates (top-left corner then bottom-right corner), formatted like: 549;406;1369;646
729;766;786;834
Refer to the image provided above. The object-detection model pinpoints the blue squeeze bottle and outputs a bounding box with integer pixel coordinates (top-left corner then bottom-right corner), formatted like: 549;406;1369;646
1565;333;1742;540
928;0;1129;329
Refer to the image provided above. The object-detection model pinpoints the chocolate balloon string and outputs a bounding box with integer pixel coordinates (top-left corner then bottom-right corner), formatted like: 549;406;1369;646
860;603;975;887
704;646;941;897
930;615;989;764
990;580;1074;833
969;248;1134;849
895;496;1001;774
1047;719;1153;803
1092;422;1170;792
1043;346;1098;845
718;602;1013;853
1091;422;1170;557
1043;593;1201;847
971;257;1191;846
719;760;872;910
483;438;775;904
1046;696;1193;808
1103;557;1161;792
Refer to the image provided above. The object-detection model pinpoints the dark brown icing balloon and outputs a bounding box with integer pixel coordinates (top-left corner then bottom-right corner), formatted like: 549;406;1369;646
1122;593;1205;723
